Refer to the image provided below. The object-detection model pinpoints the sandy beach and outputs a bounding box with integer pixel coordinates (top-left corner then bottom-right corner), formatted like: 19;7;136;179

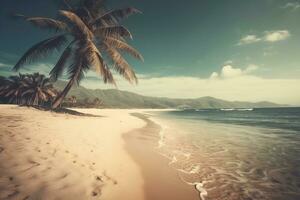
0;105;197;200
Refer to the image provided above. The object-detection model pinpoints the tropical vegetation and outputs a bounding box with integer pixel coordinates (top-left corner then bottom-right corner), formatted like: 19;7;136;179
0;73;57;106
13;0;143;109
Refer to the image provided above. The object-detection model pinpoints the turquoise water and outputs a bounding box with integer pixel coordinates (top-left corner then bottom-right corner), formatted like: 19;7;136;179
168;107;300;132
151;107;300;200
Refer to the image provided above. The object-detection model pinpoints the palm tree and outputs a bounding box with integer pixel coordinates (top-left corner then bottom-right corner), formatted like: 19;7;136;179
0;74;27;104
20;73;57;106
0;73;57;106
13;0;143;109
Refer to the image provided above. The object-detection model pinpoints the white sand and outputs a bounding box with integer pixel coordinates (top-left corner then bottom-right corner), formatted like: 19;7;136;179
0;105;147;200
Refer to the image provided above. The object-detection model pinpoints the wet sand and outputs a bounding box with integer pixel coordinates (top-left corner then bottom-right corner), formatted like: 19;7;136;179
124;113;198;200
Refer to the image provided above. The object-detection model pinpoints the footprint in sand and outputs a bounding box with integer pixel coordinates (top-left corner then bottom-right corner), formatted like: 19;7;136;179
96;176;103;182
103;171;118;185
0;147;4;153
91;180;103;197
92;191;99;197
57;173;68;180
35;147;41;153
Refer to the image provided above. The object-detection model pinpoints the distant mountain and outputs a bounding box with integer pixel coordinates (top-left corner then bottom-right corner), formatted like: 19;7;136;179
54;81;285;109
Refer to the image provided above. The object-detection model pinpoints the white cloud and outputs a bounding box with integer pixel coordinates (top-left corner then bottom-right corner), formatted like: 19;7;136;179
210;72;219;79
283;2;300;10
221;65;243;78
264;30;290;42
238;30;290;45
209;64;258;79
238;35;261;45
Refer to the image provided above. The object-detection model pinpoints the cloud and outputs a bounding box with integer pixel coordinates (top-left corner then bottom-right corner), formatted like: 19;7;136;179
209;64;258;79
264;30;290;42
221;65;243;78
238;35;261;45
283;2;300;10
238;30;290;45
210;72;219;79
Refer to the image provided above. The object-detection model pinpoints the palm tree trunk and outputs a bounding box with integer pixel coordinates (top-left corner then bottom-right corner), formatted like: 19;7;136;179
52;78;76;109
52;67;81;109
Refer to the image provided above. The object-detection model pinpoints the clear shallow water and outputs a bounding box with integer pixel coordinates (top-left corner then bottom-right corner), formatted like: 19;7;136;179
150;107;300;200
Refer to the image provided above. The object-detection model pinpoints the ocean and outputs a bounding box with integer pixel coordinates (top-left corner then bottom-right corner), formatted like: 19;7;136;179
149;107;300;200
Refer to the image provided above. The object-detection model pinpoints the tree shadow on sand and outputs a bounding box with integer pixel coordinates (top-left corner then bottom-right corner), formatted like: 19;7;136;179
24;105;103;117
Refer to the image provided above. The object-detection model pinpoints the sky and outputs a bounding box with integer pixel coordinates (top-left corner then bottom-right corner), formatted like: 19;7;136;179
0;0;300;105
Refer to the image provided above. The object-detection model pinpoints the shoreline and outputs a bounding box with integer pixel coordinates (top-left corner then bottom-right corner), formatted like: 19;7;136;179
0;105;197;200
124;113;198;200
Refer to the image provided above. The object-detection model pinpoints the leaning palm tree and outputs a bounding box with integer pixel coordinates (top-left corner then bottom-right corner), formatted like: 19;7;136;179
13;0;143;109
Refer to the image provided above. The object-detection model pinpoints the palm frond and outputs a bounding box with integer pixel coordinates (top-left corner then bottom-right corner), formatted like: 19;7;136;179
13;34;68;71
67;61;86;85
21;89;35;97
105;45;137;84
59;10;93;39
80;40;115;84
93;7;141;26
75;6;93;23
26;17;67;31
104;37;143;61
95;25;132;39
50;41;75;81
66;46;86;85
